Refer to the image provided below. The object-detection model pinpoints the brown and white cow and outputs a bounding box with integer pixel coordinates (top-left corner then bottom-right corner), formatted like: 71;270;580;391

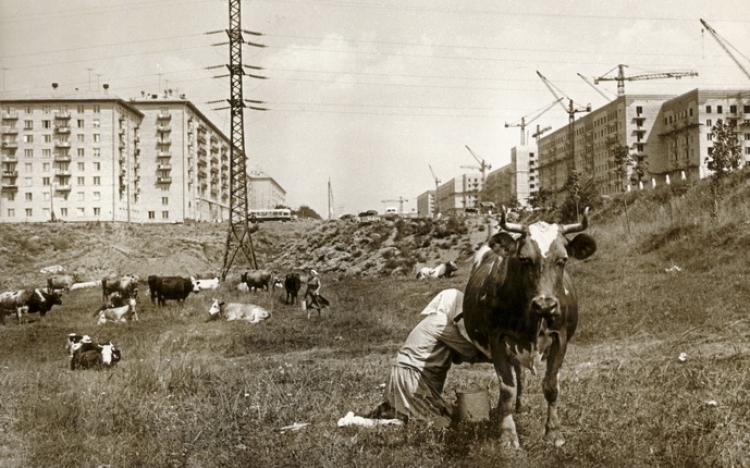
96;298;138;325
462;208;596;449
206;299;270;323
47;274;76;293
0;289;62;324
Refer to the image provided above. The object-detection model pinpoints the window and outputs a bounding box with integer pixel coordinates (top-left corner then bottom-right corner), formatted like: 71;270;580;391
44;135;52;143
24;120;33;130
746;148;750;155
707;119;712;127
6;192;14;202
637;144;644;152
42;149;51;158
25;208;32;217
93;119;100;128
162;197;169;205
162;211;169;219
42;163;50;172
730;105;737;114
24;177;32;186
77;192;84;201
77;148;85;158
689;108;693;116
24;163;32;172
745;134;750;141
93;105;100;113
24;106;31;114
60;208;68;217
93;191;101;201
77;105;84;114
93;148;100;158
42;177;50;186
717;105;723;114
94;162;101;171
77;119;84;128
23;135;33;143
77;134;84;143
25;192;32;201
93;207;100;216
42;120;51;129
77;162;85;171
148;211;155;219
707;133;713;141
77;176;85;185
24;149;33;158
706;105;712;113
93;176;100;185
93;134;100;143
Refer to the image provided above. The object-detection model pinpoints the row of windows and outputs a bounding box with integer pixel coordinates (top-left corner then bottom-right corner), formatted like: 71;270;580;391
2;192;172;204
706;105;750;114
6;208;169;219
14;119;102;130
8;133;102;143
11;148;102;158
4;162;103;172
3;105;102;114
2;176;104;186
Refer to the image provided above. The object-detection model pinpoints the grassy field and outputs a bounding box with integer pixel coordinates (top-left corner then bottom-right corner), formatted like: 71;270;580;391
2;174;750;467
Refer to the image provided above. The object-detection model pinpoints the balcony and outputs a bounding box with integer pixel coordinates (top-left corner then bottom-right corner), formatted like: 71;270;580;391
157;151;171;158
1;183;18;190
55;141;71;148
157;138;171;146
157;124;171;132
55;112;71;120
1;141;18;148
3;170;18;177
1;112;18;120
197;158;207;167
197;134;206;144
55;170;71;177
210;166;218;174
157;112;171;120
54;154;72;162
1;126;18;134
55;125;71;134
157;177;172;184
55;184;72;192
157;163;172;171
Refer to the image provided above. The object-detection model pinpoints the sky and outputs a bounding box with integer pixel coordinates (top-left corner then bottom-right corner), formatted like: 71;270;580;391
1;0;749;217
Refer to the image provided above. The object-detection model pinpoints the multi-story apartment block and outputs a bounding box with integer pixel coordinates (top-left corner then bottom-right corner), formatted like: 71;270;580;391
247;170;287;209
0;87;285;223
483;145;538;208
435;173;482;215
416;190;436;218
535;88;750;201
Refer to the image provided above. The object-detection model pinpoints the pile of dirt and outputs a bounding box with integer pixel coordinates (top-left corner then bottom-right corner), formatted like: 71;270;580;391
0;216;493;289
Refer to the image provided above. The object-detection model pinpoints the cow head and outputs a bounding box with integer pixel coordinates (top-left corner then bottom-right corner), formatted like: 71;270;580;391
100;342;116;365
207;298;224;320
190;277;201;293
494;208;597;322
444;261;458;277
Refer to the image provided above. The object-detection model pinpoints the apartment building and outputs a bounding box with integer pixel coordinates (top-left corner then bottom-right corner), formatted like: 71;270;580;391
416;190;436;218
435;173;482;215
0;88;286;223
247;170;287;210
483;145;538;208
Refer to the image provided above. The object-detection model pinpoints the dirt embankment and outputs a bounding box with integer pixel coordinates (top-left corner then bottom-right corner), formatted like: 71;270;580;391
0;216;492;289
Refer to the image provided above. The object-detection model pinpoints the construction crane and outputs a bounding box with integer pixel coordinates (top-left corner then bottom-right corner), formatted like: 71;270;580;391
381;196;409;214
462;145;491;183
577;72;615;102
531;124;551;142
700;19;750;81
536;71;591;124
593;64;698;97
504;97;563;145
428;164;441;217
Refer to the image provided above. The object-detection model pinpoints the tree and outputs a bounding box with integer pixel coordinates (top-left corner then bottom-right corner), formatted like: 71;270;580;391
629;153;649;188
705;119;741;217
612;144;632;191
528;188;553;211
561;171;599;223
296;205;322;220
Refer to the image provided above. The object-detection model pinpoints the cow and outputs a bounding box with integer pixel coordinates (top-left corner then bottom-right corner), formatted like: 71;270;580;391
47;274;76;293
195;277;220;291
96;298;138;325
462;208;596;449
416;261;458;280
150;276;199;307
101;274;138;301
206;299;270;323
241;270;274;292
66;333;92;357
71;341;121;370
284;272;302;305
0;289;62;323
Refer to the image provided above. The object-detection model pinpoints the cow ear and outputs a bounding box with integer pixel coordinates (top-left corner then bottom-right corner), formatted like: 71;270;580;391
488;232;518;256
567;233;597;260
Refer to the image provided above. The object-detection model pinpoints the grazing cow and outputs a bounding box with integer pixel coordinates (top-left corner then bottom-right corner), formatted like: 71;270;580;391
195;277;220;291
206;299;270;323
0;289;62;323
71;341;121;370
416;261;458;280
284;272;302;305
47;274;76;293
101;275;138;301
150;276;200;307
241;270;273;292
462;208;596;449
96;298;138;325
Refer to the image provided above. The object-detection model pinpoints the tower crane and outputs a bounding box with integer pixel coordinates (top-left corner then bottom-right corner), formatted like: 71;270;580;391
577;73;616;102
593;64;698;96
462;145;491;183
700;19;750;81
428;164;441;217
504;97;563;145
536;71;591;124
381;196;409;214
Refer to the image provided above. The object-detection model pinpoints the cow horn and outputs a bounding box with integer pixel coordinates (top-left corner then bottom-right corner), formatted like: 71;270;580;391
499;206;527;234
561;207;590;234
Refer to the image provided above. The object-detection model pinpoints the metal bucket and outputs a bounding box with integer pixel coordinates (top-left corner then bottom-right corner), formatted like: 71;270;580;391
301;300;307;311
453;389;490;422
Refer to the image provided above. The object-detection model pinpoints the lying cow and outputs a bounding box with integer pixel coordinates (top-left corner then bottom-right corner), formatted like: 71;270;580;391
47;274;76;293
96;298;138;325
66;333;92;357
195;277;220;291
70;341;121;370
416;261;458;280
206;299;270;323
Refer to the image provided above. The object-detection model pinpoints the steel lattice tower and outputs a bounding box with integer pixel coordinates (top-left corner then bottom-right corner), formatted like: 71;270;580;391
220;0;258;280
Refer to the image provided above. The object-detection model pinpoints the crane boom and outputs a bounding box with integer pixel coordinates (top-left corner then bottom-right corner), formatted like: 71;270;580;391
577;73;615;102
504;97;563;145
536;71;570;113
594;64;698;96
700;19;750;81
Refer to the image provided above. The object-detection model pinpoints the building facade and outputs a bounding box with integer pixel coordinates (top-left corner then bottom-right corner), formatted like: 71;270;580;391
435;173;482;215
416;190;435;218
483;145;538;208
0;89;285;223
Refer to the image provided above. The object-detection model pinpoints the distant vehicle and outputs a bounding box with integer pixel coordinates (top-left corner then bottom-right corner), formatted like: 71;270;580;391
248;208;292;222
357;209;379;225
358;209;378;217
339;213;356;221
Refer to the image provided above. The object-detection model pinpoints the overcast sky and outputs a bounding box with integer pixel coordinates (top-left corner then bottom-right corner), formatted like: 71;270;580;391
1;0;749;217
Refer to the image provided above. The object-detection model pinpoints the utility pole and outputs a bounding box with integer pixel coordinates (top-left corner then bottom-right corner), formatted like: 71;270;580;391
220;0;259;280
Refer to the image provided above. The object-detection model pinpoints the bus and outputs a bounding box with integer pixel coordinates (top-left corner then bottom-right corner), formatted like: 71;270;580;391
248;208;292;222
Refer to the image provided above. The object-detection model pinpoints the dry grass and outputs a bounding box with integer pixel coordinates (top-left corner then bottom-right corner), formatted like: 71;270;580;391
2;171;750;467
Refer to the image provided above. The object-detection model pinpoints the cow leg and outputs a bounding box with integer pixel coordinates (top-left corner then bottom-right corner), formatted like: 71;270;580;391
489;334;520;449
513;360;524;413
542;334;567;447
